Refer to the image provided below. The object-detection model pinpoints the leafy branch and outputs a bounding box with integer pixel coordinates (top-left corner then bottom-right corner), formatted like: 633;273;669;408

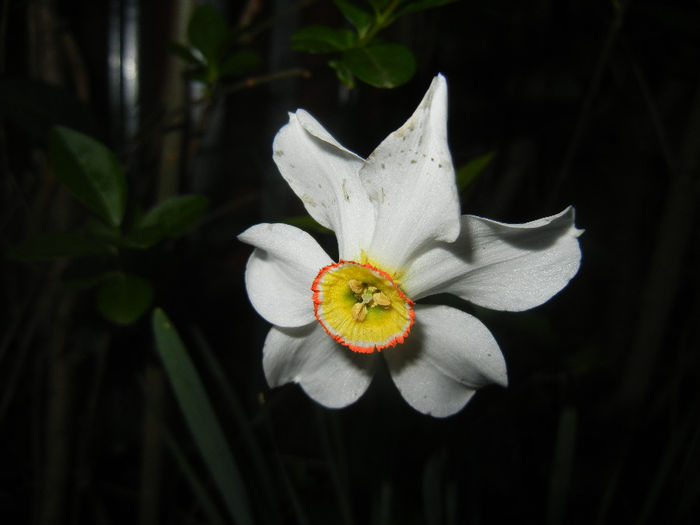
8;127;208;325
292;0;458;88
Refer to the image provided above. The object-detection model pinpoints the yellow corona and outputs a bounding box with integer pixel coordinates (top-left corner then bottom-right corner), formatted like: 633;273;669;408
312;260;415;353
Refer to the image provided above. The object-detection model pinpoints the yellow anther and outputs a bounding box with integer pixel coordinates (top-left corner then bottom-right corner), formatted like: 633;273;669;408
348;278;392;316
348;279;364;295
372;291;391;307
351;302;368;322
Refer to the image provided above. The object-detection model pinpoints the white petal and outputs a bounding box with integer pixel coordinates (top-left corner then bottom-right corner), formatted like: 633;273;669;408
402;207;582;311
360;74;461;269
384;305;507;418
263;323;377;409
238;223;332;327
272;110;375;260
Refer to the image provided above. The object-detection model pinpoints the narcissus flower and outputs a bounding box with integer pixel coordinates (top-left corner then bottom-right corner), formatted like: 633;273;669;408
239;74;582;417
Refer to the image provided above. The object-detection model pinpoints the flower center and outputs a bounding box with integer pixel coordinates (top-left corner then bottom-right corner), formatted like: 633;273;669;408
312;260;414;353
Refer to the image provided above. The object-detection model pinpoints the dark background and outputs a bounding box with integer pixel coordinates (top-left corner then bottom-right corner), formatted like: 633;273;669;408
1;0;699;524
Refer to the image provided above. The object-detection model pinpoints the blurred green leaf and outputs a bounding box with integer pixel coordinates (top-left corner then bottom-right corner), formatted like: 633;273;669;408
7;232;114;261
329;59;356;89
97;273;153;325
219;50;261;78
564;344;608;379
282;215;333;234
191;329;284;524
140;195;208;237
291;25;357;53
334;0;374;36
152;309;254;525
127;195;208;249
422;453;444;525
456;151;494;192
188;5;229;62
49;126;127;227
342;43;416;88
547;406;577;525
62;255;119;289
367;0;392;10
189;68;213;84
162;427;228;525
371;481;393;525
169;42;204;65
63;269;119;291
396;0;459;17
85;217;122;244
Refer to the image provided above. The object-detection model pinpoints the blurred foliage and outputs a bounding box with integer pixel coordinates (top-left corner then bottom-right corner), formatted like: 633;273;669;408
49;126;127;227
456;151;495;194
97;273;154;325
171;4;261;89
292;0;458;88
153;309;254;525
9;127;208;324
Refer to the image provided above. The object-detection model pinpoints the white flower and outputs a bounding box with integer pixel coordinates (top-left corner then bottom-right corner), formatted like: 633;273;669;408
239;74;582;417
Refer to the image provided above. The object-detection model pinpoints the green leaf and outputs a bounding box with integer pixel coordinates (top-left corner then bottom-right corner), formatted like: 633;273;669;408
341;43;416;88
281;215;333;234
329;59;356;88
456;151;495;192
396;0;459;17
334;0;374;36
97;273;153;325
152;309;254;525
423;453;445;525
142;195;208;237
547;406;578;525
162;428;228;525
291;25;357;53
169;42;204;65
190;330;285;524
219;50;261;78
368;0;391;12
64;270;119;291
127;195;208;249
61;257;120;290
49;126;127;227
188;5;229;62
85;217;122;244
367;0;392;11
7;231;114;261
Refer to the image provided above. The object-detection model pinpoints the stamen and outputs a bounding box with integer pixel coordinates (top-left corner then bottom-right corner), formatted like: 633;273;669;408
351;302;368;322
348;279;364;295
373;292;391;306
